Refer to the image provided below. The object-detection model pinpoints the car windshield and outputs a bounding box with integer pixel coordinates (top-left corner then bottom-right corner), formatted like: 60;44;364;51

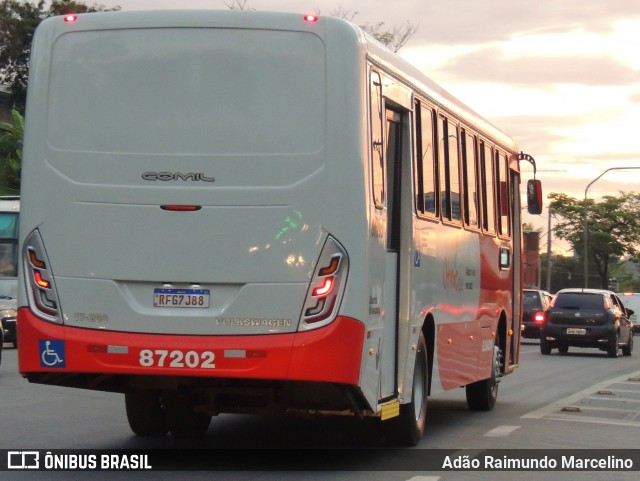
523;292;542;309
554;293;604;310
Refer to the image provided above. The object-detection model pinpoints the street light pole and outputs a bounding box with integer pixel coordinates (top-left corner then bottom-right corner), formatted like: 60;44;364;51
583;167;640;288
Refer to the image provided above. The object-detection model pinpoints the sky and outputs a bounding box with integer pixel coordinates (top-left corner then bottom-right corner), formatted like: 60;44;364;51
96;0;640;242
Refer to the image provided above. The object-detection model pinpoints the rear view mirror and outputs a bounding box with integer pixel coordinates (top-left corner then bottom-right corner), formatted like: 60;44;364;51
527;179;543;215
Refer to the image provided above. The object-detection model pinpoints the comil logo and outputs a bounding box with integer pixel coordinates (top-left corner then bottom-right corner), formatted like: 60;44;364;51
141;172;215;182
8;451;40;469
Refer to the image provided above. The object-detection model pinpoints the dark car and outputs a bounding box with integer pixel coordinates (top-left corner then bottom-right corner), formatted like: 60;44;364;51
0;300;16;348
522;289;553;339
540;288;634;357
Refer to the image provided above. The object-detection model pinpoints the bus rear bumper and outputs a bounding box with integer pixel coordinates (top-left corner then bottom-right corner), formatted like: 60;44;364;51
17;308;365;386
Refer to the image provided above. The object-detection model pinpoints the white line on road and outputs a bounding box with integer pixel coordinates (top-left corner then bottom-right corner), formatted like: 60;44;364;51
522;369;640;420
483;425;521;437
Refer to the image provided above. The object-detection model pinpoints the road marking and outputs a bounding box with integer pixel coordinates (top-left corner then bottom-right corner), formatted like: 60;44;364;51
522;369;640;426
483;425;520;436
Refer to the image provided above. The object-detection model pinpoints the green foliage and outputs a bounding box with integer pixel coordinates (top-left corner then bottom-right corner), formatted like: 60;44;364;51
0;0;120;112
548;191;640;289
0;108;22;194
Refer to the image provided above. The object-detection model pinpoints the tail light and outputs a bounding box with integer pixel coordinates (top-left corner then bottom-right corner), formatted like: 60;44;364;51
23;230;62;323
299;236;348;331
534;312;545;323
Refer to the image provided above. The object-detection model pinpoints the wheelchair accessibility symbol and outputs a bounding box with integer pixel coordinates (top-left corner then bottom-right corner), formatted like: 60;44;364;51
39;339;66;368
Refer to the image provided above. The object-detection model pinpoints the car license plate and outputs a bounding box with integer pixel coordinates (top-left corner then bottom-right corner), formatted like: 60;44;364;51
566;327;586;335
154;288;210;308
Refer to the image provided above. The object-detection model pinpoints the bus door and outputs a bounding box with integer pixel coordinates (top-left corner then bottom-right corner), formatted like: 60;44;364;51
509;167;522;369
367;70;413;404
379;108;403;399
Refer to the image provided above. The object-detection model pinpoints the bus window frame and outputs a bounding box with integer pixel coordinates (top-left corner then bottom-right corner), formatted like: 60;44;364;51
438;115;462;227
479;139;497;236
461;127;480;231
414;99;439;221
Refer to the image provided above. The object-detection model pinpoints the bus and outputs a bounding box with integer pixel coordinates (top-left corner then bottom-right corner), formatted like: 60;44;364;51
18;10;543;445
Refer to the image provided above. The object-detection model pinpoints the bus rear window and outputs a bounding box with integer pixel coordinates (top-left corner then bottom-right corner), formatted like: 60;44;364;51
47;28;325;155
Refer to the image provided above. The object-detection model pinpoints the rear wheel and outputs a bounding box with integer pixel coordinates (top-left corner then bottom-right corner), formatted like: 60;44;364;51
381;331;428;446
558;344;569;354
622;332;633;356
466;336;501;411
125;389;168;437
162;390;211;438
540;337;552;355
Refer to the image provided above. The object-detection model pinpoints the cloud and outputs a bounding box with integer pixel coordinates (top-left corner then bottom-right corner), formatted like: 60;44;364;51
438;48;640;86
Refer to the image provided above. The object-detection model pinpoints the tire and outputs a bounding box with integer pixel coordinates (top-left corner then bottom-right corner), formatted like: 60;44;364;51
558;344;569;354
607;332;619;358
466;337;501;411
540;337;551;355
125;389;169;437
622;332;633;357
162;390;211;439
381;331;428;446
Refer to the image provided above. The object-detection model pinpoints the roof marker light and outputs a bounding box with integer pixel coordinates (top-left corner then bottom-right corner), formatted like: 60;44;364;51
303;14;318;23
160;205;202;212
63;14;78;23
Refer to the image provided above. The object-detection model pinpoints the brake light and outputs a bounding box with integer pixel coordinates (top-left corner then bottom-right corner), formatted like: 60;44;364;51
24;230;62;323
300;236;348;330
63;14;77;23
534;312;545;323
312;278;334;297
34;271;50;289
160;205;202;211
303;14;318;23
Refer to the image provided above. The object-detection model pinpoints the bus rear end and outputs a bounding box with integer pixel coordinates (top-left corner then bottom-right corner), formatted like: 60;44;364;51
18;11;366;437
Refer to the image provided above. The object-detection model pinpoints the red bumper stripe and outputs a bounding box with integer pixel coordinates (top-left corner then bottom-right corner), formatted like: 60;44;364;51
17;308;364;385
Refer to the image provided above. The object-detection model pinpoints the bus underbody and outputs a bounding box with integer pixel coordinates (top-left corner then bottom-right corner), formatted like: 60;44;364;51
23;371;373;419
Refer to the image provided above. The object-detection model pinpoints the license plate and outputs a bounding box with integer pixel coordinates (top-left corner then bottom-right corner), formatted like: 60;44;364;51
154;288;210;308
566;328;586;335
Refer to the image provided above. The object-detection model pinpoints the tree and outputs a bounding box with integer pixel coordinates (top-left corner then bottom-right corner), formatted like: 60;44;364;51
548;191;640;289
0;108;22;193
324;6;418;52
0;0;120;112
224;2;419;52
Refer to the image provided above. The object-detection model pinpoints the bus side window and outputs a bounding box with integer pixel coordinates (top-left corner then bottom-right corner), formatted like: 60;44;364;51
462;129;479;228
415;102;437;217
480;141;496;234
370;70;385;209
438;117;461;223
495;150;511;237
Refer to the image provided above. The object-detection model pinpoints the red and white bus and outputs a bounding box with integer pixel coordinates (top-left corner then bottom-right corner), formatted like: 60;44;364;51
18;10;542;445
